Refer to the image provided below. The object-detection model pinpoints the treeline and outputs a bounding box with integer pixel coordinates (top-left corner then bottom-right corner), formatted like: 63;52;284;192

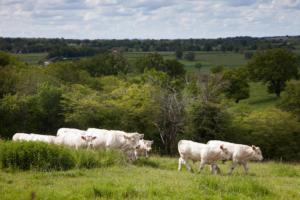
0;49;300;160
1;36;299;58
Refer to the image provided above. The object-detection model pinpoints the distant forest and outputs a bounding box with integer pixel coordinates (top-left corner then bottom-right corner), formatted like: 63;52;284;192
1;36;300;58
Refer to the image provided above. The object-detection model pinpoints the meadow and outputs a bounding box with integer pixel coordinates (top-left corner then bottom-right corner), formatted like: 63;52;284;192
0;155;299;200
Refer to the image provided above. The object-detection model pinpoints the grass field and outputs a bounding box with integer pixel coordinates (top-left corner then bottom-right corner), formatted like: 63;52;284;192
14;53;48;64
0;156;299;200
125;51;248;73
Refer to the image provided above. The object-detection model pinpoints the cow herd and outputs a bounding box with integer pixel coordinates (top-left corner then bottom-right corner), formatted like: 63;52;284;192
12;128;263;174
12;128;153;160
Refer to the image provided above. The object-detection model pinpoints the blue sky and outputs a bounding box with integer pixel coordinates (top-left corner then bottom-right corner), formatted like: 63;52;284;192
0;0;300;39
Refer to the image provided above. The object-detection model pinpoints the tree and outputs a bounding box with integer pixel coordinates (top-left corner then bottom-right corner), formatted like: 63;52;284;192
175;49;183;59
278;80;300;119
79;52;128;76
0;51;10;67
135;53;165;73
184;52;195;61
163;59;186;78
210;66;224;74
247;49;299;97
194;62;202;72
223;68;250;103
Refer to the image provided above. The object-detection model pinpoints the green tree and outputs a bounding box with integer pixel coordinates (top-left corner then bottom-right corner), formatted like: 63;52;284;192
135;52;165;73
210;66;224;74
247;49;299;97
223;68;250;103
175;49;183;59
194;62;203;72
278;80;300;119
231;109;300;161
184;52;195;61
163;59;186;78
79;53;128;76
0;51;11;67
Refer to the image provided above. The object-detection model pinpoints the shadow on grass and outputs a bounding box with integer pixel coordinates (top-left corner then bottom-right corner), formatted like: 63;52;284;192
132;158;160;168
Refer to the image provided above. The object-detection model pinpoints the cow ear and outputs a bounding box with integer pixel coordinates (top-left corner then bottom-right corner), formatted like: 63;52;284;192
252;145;256;150
81;136;86;140
139;134;144;139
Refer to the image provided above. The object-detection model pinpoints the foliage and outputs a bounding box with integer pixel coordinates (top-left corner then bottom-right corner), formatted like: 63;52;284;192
223;68;250;103
79;52;128;76
278;80;300;119
188;102;231;142
135;52;165;73
175;49;183;59
247;48;299;97
230;108;300;161
210;65;224;74
194;62;202;71
183;51;195;61
0;141;76;171
163;59;186;78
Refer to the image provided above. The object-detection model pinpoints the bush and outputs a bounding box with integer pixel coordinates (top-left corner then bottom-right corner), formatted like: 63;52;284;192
229;108;300;161
0;141;127;171
75;149;126;169
0;141;76;171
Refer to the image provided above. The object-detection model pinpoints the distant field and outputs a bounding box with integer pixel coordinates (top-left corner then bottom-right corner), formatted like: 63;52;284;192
14;53;48;64
125;51;248;73
0;156;299;199
230;82;279;112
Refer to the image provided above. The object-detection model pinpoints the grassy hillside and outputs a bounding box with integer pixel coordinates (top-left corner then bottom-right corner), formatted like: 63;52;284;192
0;156;299;199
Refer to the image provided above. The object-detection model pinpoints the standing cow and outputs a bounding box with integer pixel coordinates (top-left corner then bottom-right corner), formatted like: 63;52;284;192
86;128;143;160
207;140;263;174
55;128;96;149
134;139;153;159
178;140;230;174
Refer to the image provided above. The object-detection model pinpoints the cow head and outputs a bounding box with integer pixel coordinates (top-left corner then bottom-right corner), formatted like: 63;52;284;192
144;140;153;152
220;145;231;160
251;145;263;161
123;135;140;149
81;135;97;148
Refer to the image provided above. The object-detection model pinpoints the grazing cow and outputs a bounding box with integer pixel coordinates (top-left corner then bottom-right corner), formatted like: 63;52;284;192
12;133;31;141
86;128;143;159
134;139;154;159
57;128;86;136
178;140;230;174
55;132;96;149
207;140;263;174
28;133;56;144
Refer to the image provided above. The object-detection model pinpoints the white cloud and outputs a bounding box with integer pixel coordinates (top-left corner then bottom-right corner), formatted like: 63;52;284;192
0;0;299;39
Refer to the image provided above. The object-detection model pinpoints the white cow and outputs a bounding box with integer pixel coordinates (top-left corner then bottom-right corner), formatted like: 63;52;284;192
134;139;153;159
28;133;56;144
57;128;86;136
207;140;263;174
12;133;31;141
178;140;230;174
55;132;96;149
86;128;143;159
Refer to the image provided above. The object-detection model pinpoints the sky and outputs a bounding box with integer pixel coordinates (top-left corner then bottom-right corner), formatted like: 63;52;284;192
0;0;300;39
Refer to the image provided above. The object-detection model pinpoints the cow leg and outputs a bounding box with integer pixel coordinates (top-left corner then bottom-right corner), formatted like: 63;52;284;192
198;161;206;173
145;151;149;158
242;162;249;174
179;157;192;172
211;164;220;174
228;161;238;175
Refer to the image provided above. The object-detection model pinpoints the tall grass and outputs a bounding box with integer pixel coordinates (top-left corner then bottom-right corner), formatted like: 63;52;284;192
0;141;126;171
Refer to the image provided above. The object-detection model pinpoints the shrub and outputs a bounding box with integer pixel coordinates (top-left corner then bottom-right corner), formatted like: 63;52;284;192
75;149;126;169
0;141;76;171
